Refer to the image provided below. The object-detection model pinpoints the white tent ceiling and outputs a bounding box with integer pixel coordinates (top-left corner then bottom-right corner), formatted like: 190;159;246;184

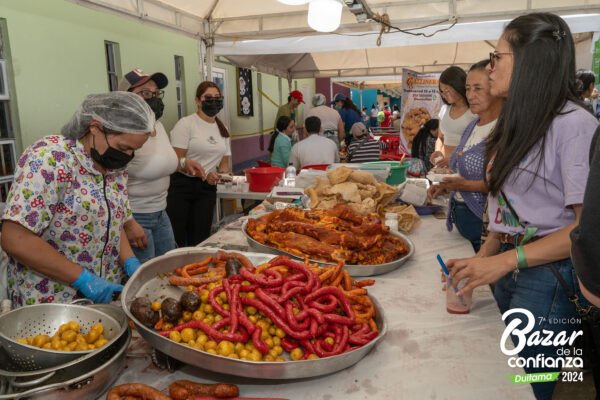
76;0;600;78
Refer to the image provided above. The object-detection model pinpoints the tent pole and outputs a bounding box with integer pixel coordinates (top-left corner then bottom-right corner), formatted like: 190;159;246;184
203;19;214;80
198;39;206;82
278;77;282;106
258;72;265;150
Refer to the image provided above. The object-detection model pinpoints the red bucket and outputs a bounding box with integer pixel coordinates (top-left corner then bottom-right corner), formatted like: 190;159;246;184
302;164;329;171
244;167;285;192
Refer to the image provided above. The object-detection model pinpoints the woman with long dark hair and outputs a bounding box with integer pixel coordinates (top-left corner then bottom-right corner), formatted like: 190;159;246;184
167;81;231;246
411;118;439;171
431;66;477;166
447;13;598;399
576;69;596;115
269;115;295;167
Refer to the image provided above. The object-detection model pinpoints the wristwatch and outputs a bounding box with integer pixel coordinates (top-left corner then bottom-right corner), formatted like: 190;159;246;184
179;157;187;170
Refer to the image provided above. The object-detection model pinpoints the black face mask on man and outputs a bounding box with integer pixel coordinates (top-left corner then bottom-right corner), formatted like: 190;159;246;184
145;97;164;120
201;98;224;117
91;131;134;170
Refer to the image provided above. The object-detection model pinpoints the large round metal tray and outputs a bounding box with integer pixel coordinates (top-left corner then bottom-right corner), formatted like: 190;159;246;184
241;219;415;277
122;248;387;379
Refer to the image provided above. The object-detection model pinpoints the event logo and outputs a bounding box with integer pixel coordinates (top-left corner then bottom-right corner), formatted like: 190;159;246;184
500;308;584;384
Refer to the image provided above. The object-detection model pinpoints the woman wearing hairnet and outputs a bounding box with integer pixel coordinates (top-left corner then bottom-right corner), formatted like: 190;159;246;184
1;92;155;307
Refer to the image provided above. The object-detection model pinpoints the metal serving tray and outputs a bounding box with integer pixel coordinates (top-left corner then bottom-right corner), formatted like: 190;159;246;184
241;220;415;277
121;248;387;380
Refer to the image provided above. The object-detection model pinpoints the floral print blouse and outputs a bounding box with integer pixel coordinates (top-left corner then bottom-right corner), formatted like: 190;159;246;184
2;135;131;306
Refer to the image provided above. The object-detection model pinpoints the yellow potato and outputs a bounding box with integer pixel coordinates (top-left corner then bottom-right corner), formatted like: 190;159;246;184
85;330;100;344
61;330;77;343
90;323;104;335
290;348;303;361
180;328;196;343
42;343;52;349
168;331;181;343
75;343;89;351
58;324;70;334
67;342;78;351
75;334;87;345
67;321;80;333
33;335;51;348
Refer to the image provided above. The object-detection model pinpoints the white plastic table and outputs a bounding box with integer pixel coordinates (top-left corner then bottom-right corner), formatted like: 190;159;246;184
112;216;534;399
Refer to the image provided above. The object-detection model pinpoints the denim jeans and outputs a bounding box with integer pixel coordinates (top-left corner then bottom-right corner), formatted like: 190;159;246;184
450;198;482;252
494;244;584;400
131;210;177;263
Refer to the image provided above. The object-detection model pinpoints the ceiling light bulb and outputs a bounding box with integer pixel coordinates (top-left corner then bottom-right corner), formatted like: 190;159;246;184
308;0;343;33
277;0;310;5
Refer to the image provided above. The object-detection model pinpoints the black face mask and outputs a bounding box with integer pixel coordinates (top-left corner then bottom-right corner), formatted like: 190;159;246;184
145;97;164;120
91;132;134;170
201;99;224;117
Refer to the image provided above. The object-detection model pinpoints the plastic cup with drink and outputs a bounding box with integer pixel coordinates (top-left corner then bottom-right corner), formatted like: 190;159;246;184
436;254;473;314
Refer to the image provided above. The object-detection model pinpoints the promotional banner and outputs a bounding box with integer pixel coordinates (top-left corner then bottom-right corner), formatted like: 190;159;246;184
400;69;443;149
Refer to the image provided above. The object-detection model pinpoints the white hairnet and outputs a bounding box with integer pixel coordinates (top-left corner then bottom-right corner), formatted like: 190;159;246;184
312;93;326;107
61;91;156;139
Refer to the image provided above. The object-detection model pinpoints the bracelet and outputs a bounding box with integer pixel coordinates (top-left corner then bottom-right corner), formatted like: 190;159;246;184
516;245;528;270
179;157;186;170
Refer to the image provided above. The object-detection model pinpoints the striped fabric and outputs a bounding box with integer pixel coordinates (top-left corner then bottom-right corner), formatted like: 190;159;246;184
347;138;382;163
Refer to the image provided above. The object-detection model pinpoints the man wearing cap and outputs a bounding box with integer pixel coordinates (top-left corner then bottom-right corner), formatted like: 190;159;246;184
275;90;304;141
306;93;344;148
119;68;204;263
346;122;382;163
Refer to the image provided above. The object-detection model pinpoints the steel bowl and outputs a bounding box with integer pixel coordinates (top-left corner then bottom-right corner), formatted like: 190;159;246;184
122;248;387;379
0;327;131;400
0;303;122;371
0;304;128;387
241;219;415;277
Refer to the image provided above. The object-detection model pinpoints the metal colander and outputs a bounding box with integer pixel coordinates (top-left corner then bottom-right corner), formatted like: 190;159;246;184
0;304;121;371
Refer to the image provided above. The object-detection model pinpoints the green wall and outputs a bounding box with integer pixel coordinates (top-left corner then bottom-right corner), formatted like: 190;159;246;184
0;0;200;149
0;0;316;166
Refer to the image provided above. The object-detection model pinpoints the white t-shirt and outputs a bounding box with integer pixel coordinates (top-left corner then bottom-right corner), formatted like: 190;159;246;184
170;113;232;175
439;106;477;147
126;121;178;213
464;119;496;150
306;105;342;132
289;134;339;169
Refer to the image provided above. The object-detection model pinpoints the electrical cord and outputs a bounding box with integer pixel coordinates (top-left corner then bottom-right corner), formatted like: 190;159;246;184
215;14;457;44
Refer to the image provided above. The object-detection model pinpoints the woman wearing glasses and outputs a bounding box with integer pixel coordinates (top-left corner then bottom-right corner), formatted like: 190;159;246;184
167;81;231;246
430;66;477;167
119;69;204;262
447;13;598;399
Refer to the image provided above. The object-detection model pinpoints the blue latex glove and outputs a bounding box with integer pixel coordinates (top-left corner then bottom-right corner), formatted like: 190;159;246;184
72;268;123;304
124;256;142;277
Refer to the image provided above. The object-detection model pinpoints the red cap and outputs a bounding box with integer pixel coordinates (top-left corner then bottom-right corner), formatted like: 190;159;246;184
290;90;305;104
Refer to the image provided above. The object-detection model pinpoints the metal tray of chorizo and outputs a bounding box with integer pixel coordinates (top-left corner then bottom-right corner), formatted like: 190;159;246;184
241;208;415;277
122;248;386;380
